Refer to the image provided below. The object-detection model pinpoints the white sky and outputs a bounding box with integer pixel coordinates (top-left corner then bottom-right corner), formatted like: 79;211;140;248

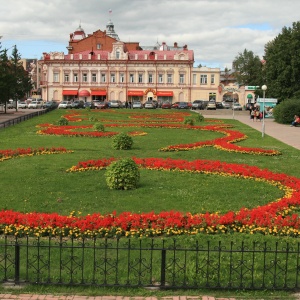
0;0;299;69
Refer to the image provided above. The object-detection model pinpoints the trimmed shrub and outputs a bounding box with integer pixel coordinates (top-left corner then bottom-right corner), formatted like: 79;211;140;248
93;122;105;132
197;113;205;122
105;158;140;190
112;132;133;150
57;117;68;126
273;98;300;124
184;118;195;126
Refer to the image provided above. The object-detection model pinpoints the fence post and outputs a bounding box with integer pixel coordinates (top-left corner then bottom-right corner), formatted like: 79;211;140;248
14;242;20;284
160;249;166;287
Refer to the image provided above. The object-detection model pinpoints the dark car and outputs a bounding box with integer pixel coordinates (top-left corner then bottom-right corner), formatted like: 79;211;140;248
216;102;223;109
245;103;254;111
71;100;85;109
84;101;95;109
192;100;205;110
177;102;190;109
43;101;58;110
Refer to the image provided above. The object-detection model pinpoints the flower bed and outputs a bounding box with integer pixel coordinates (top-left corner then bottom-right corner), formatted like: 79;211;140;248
1;156;299;238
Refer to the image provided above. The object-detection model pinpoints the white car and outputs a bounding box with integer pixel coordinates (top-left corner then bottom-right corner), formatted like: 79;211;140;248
18;101;28;109
58;101;72;109
206;101;216;110
232;103;243;111
28;100;43;109
132;101;142;109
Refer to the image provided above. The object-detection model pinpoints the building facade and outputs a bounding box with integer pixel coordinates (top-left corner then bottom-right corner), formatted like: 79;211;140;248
38;20;250;106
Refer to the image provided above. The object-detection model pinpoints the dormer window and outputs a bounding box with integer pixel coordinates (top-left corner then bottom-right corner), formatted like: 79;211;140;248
116;50;120;59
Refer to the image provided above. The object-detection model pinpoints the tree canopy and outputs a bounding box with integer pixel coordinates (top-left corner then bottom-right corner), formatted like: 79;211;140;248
0;44;32;112
264;21;300;101
232;49;264;88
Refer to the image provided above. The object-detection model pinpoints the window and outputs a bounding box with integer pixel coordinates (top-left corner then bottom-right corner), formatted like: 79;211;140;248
64;73;69;82
193;74;197;85
148;73;153;83
53;72;59;82
92;73;97;82
138;74;143;83
200;75;207;84
82;73;88;82
101;73;106;83
116;51;120;59
110;73;115;83
97;44;101;50
211;74;215;84
129;73;134;83
120;73;124;83
167;74;173;84
73;73;78;82
179;74;184;84
158;74;163;83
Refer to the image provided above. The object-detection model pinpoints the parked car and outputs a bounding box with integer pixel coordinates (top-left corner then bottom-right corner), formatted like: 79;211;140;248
71;100;85;109
192;100;205;110
94;101;108;109
18;101;28;109
28;100;43;109
245;103;254;111
161;101;171;109
206;101;217;110
132;101;143;109
177;102;190;109
171;102;179;109
109;100;122;108
216;102;223;109
84;102;95;109
144;101;156;109
43;101;59;110
58;101;72;109
221;101;231;109
232;103;243;111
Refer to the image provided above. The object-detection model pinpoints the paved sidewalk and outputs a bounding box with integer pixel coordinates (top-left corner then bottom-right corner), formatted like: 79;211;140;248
201;110;300;150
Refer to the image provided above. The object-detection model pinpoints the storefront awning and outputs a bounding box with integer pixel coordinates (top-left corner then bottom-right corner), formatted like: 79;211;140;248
91;90;107;96
79;90;90;97
247;94;253;98
156;91;173;96
62;90;78;96
127;90;144;96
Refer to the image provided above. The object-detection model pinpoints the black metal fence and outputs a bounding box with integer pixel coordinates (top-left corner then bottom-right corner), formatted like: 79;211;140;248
1;236;300;290
0;109;48;129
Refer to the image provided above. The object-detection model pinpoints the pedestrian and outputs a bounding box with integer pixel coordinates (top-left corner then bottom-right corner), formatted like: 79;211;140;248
255;109;261;122
291;115;300;127
125;101;128;109
250;109;255;121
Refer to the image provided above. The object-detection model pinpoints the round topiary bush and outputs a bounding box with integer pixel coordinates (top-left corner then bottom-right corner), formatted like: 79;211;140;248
197;113;205;122
57;117;68;125
93;122;105;131
105;158;140;190
184;118;195;126
112;132;133;150
273;98;300;124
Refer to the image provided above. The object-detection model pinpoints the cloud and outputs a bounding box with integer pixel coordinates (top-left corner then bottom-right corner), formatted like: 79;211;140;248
1;0;299;68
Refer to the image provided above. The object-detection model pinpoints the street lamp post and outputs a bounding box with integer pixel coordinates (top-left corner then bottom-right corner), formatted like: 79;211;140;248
261;85;267;138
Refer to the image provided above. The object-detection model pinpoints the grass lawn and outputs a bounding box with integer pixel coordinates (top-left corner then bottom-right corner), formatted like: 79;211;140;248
1;108;300;297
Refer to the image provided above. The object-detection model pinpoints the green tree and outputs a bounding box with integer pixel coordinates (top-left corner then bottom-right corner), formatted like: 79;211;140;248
0;45;32;113
264;22;300;101
0;48;13;112
232;49;264;87
10;46;32;110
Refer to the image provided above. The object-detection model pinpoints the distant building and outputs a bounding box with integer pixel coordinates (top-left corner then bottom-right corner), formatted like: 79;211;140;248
38;19;226;104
